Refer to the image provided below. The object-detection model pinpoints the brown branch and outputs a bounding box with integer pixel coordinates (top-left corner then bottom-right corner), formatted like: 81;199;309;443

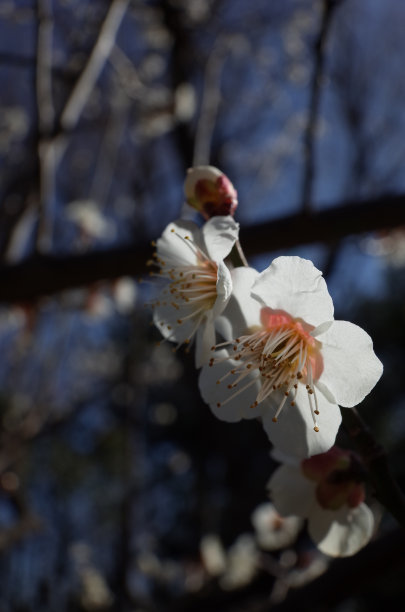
0;194;404;303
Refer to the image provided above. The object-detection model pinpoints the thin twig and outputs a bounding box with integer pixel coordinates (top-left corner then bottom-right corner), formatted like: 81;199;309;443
35;0;56;252
301;0;338;214
60;0;130;133
193;40;228;166
35;0;130;252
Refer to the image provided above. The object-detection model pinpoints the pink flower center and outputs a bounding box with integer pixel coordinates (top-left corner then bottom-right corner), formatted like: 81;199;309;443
211;307;324;431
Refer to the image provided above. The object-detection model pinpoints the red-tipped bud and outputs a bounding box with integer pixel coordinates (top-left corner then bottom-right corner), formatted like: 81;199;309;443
184;166;238;219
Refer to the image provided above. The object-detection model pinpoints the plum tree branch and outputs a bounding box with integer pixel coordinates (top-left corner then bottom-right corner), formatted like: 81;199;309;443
0;193;404;303
341;407;405;528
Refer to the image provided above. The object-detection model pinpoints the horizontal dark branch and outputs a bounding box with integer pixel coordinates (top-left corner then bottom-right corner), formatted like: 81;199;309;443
0;194;404;303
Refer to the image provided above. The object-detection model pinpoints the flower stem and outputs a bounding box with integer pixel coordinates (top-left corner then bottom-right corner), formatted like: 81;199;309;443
341;407;405;528
228;239;249;268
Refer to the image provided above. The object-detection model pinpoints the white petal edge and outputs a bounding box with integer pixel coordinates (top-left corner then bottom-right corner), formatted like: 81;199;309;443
219;267;262;339
262;383;342;459
156;219;203;265
308;502;374;557
153;301;199;344
212;261;233;318
316;320;383;407
251;256;334;327
202;215;239;261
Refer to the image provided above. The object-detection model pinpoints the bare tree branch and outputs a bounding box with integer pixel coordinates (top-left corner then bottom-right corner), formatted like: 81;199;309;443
35;0;130;253
0;194;404;303
193;39;228;165
35;0;56;252
301;0;338;214
59;0;130;134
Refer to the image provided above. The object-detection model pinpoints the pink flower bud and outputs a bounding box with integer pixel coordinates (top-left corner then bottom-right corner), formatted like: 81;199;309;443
184;166;238;219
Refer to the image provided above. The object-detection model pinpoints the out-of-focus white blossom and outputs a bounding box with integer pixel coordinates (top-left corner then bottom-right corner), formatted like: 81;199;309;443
251;502;303;550
66;200;114;241
268;447;374;557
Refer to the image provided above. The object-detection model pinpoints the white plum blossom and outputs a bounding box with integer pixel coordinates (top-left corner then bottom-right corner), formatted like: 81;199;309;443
150;215;239;367
268;447;375;557
200;256;383;458
251;502;303;551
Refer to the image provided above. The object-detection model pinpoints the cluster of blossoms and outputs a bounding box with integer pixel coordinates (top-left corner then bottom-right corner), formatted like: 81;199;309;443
149;166;383;558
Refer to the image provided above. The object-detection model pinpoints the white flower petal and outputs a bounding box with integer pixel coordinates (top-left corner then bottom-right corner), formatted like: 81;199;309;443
156;219;202;265
308;503;374;557
219;267;262;339
262;384;342;459
202;215;239;261
212;261;233;318
195;318;216;368
153;302;200;344
251;256;334;327
317;320;383;407
268;465;315;518
199;349;263;422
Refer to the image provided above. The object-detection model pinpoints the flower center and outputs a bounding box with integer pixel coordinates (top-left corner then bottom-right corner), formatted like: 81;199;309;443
210;307;323;431
301;447;366;510
149;230;218;349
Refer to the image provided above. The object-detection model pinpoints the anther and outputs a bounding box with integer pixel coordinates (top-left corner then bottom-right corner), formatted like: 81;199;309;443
314;426;319;432
314;410;320;415
272;417;278;423
217;402;221;407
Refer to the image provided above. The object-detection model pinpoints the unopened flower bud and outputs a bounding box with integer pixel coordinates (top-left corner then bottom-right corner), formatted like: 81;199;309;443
184;166;238;219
